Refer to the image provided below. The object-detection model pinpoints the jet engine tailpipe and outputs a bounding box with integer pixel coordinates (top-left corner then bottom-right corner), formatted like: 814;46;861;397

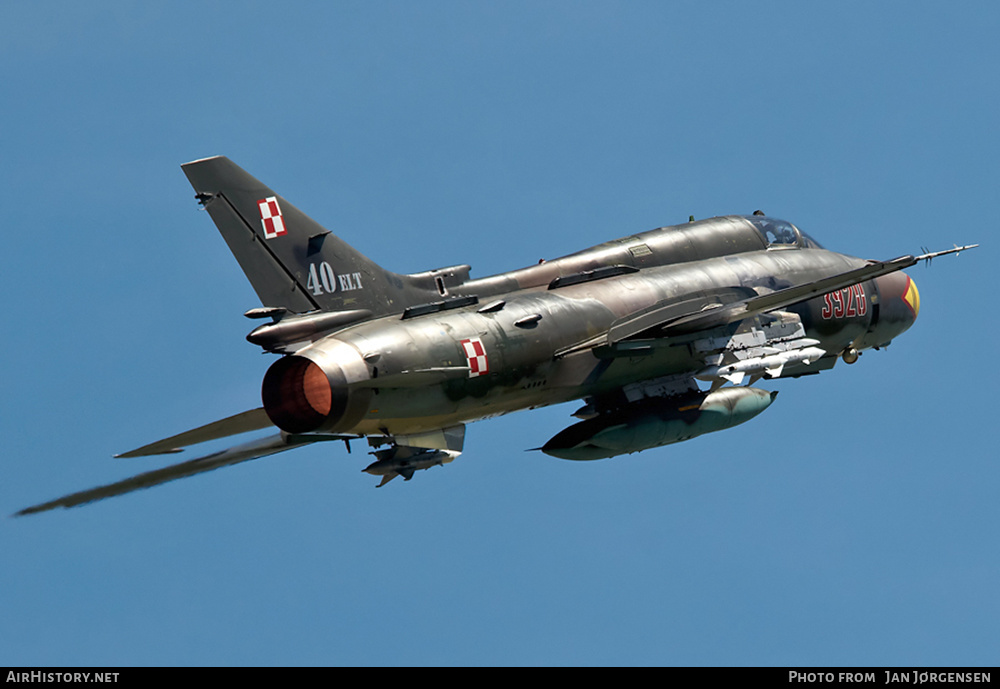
261;340;371;434
262;356;345;433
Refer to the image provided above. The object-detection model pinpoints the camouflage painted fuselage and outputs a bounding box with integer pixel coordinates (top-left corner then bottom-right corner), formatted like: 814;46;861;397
18;157;969;514
262;214;918;438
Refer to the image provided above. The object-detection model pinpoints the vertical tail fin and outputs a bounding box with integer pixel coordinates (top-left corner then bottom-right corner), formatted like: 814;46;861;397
181;156;430;316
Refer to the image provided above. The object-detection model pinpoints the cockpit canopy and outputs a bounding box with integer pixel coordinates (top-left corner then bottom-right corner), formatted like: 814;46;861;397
744;215;824;249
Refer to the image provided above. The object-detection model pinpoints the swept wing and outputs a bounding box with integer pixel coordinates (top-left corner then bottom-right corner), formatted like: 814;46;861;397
558;244;977;357
15;433;328;516
657;245;978;337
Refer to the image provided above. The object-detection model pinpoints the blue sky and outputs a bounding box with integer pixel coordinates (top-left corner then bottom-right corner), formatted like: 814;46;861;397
1;2;996;666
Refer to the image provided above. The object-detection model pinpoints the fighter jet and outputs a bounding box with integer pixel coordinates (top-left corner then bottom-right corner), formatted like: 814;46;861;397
15;157;977;514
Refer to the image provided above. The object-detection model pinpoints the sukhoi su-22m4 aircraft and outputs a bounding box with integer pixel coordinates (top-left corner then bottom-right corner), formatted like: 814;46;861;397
16;157;977;515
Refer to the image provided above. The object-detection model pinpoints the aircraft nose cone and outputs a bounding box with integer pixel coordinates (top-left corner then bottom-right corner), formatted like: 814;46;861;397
885;271;920;323
902;274;920;321
874;271;920;336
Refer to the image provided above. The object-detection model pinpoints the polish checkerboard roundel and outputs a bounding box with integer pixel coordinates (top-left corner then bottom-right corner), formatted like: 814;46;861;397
460;337;489;377
258;197;287;239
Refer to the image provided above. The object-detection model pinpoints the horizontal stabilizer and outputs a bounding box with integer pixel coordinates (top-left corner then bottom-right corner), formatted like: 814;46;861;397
115;408;275;457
